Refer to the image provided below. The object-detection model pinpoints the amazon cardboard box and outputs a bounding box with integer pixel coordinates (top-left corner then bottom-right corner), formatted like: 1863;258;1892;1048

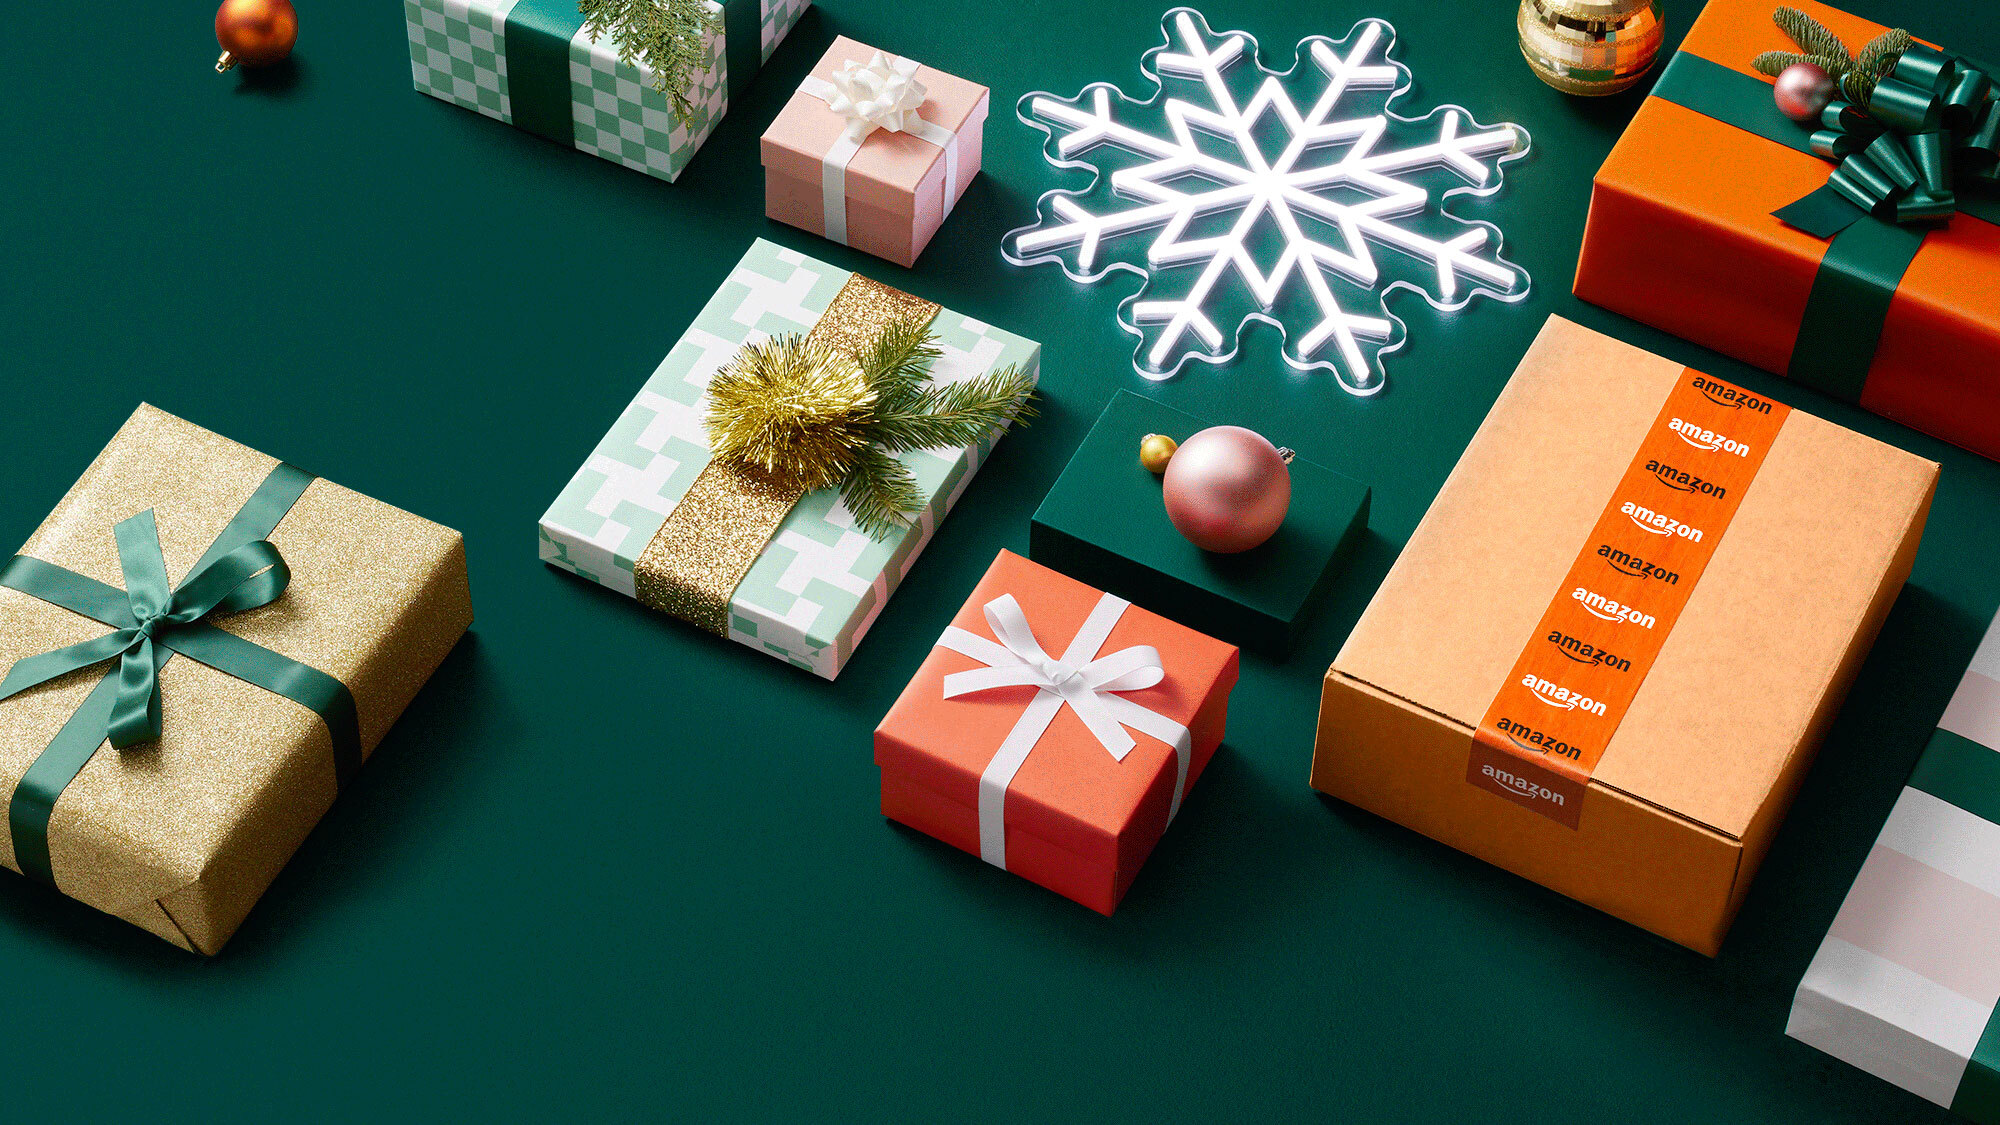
1310;316;1937;955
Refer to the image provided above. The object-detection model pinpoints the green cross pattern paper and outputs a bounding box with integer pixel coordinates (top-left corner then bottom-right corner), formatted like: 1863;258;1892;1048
404;0;805;182
539;238;1041;678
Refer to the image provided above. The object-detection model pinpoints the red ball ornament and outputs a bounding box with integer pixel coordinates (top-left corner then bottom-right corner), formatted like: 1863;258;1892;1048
1161;426;1292;554
1774;61;1836;123
215;0;298;72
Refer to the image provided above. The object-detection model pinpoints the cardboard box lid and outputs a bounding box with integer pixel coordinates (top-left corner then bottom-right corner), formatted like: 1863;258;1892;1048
1334;316;1937;840
760;37;989;212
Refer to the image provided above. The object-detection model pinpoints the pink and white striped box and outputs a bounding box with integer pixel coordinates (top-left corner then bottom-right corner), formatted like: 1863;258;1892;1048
1789;617;2000;1120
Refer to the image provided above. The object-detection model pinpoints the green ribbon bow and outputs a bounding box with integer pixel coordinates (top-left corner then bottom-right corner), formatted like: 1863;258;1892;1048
0;512;291;750
1776;43;2000;238
0;462;360;888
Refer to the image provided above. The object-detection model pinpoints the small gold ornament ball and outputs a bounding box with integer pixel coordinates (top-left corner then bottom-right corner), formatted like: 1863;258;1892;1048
1139;433;1179;474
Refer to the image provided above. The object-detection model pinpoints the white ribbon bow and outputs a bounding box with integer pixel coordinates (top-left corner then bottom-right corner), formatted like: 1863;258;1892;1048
821;52;930;142
936;593;1194;870
797;52;962;247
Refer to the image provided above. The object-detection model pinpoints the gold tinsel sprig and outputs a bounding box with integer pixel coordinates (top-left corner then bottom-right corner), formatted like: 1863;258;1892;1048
704;317;1036;538
705;336;879;493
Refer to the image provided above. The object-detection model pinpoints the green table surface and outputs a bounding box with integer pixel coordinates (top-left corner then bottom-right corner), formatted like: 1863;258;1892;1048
5;1;1998;1120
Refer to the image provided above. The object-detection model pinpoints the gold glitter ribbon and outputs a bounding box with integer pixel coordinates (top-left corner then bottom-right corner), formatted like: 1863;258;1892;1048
634;274;941;634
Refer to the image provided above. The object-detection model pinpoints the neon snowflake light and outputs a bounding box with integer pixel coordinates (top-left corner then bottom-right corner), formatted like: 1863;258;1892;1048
1002;9;1531;394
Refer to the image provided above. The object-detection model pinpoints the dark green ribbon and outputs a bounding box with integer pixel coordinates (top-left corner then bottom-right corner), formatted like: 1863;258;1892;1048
503;0;768;146
1652;48;2000;403
0;462;360;887
502;0;588;144
1902;728;2000;1118
1775;44;2000;238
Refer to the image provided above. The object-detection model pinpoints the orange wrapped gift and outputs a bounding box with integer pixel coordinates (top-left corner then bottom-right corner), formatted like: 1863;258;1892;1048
874;550;1238;913
1576;0;2000;460
760;37;988;268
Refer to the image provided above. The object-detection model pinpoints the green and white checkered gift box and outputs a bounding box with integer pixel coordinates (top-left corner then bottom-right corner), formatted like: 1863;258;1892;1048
539;238;1041;678
405;0;808;182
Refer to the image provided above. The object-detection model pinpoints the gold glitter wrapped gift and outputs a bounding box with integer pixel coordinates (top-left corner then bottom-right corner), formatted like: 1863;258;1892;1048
0;405;472;953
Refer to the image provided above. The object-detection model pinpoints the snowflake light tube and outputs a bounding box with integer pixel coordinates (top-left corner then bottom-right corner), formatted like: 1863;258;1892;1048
1002;9;1532;394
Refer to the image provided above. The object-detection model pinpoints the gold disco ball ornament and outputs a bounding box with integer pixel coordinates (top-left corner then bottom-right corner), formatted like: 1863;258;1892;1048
1518;0;1665;96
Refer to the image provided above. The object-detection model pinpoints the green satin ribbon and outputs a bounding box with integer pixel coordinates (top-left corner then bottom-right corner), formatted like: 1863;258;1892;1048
0;462;361;887
1775;43;2000;238
1902;727;2000;1118
503;0;767;147
1651;49;2000;403
502;0;588;144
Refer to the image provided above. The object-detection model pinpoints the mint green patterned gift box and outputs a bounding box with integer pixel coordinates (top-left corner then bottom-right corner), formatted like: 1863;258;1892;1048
539;239;1041;678
405;0;809;183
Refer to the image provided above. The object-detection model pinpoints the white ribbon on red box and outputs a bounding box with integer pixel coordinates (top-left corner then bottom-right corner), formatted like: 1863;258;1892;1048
797;51;961;246
935;592;1192;869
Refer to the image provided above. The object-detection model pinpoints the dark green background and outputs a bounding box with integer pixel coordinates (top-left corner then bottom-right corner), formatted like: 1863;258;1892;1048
3;0;1996;1119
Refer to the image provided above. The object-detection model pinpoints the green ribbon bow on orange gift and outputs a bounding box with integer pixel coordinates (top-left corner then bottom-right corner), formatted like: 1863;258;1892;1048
1776;43;2000;238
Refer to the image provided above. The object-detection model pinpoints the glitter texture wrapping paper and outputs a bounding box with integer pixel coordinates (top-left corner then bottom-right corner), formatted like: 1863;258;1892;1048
0;406;473;953
539;238;1041;679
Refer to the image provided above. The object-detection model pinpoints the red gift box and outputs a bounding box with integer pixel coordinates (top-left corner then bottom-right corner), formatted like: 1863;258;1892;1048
874;550;1238;913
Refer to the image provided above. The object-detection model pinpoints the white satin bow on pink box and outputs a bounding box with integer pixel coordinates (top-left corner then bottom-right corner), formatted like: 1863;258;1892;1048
797;51;961;246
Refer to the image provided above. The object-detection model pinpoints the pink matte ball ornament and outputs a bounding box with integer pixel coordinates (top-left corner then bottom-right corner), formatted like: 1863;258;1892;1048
1774;61;1836;124
1161;426;1293;553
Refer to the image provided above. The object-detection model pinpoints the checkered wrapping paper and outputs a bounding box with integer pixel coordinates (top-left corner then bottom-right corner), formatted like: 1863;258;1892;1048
405;0;806;183
538;239;1042;679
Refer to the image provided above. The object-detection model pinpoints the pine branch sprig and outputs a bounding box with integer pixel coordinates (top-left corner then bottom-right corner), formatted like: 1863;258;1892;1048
578;0;720;121
1752;50;1821;77
1751;8;1912;111
871;367;1039;454
1845;28;1912;104
1774;6;1851;71
859;316;942;414
837;445;925;539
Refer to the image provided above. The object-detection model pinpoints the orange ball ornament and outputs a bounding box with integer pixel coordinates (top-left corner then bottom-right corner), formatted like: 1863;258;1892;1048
215;0;298;72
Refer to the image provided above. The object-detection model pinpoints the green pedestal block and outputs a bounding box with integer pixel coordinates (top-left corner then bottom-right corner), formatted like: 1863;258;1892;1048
1030;391;1370;652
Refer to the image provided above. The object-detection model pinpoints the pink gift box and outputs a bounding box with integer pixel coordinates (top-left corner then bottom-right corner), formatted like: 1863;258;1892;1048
760;37;988;267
